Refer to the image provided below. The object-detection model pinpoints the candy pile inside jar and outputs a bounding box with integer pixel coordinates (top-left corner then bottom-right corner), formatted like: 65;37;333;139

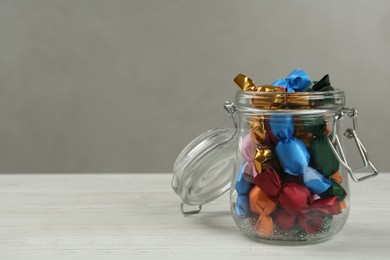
233;69;347;239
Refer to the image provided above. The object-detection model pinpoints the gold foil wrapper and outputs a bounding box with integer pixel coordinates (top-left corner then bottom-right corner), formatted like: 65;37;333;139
294;119;314;146
254;148;273;174
233;73;321;109
250;94;286;109
256;85;286;93
286;94;311;109
250;85;286;109
233;74;257;91
248;117;267;146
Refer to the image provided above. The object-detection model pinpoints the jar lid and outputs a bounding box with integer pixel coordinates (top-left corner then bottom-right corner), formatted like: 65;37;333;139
172;128;237;206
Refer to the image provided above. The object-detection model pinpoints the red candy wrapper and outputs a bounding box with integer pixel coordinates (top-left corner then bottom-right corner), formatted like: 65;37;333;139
276;183;312;215
253;167;282;197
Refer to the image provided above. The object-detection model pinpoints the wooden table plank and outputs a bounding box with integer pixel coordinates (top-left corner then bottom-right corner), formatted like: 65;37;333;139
0;173;389;259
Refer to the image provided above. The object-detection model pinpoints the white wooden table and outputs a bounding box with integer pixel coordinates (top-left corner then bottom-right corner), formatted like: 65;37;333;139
0;173;389;259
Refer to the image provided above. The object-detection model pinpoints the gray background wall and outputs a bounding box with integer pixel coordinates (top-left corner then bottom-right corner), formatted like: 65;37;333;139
0;0;389;173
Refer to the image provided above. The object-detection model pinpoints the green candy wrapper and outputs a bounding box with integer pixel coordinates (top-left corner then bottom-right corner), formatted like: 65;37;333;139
321;179;347;202
308;74;335;107
312;75;334;92
301;117;327;137
309;134;339;178
301;113;339;178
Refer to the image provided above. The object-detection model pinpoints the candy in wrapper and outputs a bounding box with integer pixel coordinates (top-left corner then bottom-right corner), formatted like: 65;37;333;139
286;69;312;92
302;117;327;137
301;212;327;233
235;195;251;217
248;117;274;148
272;69;312;92
274;196;339;234
233;74;286;94
302;116;340;178
241;134;258;178
308;74;335;107
298;196;339;234
252;167;282;197
285;94;311;109
310;196;340;215
298;210;328;234
272;78;287;88
312;74;334;92
255;149;284;177
242;134;256;160
294;119;314;146
242;129;277;180
233;74;257;91
269;115;310;175
255;215;274;236
300;110;339;178
250;89;287;110
309;134;339;178
269;115;294;140
249;186;277;236
234;163;254;217
230;73;288;110
273;209;297;231
253;148;273;175
249;186;277;216
235;163;254;195
303;166;332;194
321;179;347;202
249;117;267;146
275;138;310;175
256;85;287;93
277;183;312;215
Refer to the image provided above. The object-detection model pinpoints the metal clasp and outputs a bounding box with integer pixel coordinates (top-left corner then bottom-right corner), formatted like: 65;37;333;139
181;203;202;216
327;107;378;182
224;101;237;129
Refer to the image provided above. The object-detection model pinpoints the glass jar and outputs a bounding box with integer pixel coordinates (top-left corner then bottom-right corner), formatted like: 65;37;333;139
172;89;378;244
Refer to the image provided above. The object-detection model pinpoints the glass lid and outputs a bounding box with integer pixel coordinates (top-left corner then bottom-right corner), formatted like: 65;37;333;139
172;128;237;206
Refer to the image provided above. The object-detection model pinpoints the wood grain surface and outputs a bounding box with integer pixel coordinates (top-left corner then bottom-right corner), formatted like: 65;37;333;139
0;173;389;259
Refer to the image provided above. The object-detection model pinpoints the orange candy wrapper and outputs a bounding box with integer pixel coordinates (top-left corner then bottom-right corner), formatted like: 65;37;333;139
249;186;277;236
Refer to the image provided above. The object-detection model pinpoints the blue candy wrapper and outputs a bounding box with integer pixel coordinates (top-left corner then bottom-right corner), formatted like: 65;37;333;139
272;69;311;92
269;115;294;140
275;137;310;175
303;166;332;194
235;195;251;217
235;163;253;195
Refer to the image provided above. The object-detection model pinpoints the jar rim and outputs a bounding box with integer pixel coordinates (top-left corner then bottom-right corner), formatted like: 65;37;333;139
234;89;345;114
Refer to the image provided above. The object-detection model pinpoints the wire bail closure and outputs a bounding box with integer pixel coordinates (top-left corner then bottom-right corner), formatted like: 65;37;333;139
328;107;378;182
224;101;237;129
181;203;202;216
